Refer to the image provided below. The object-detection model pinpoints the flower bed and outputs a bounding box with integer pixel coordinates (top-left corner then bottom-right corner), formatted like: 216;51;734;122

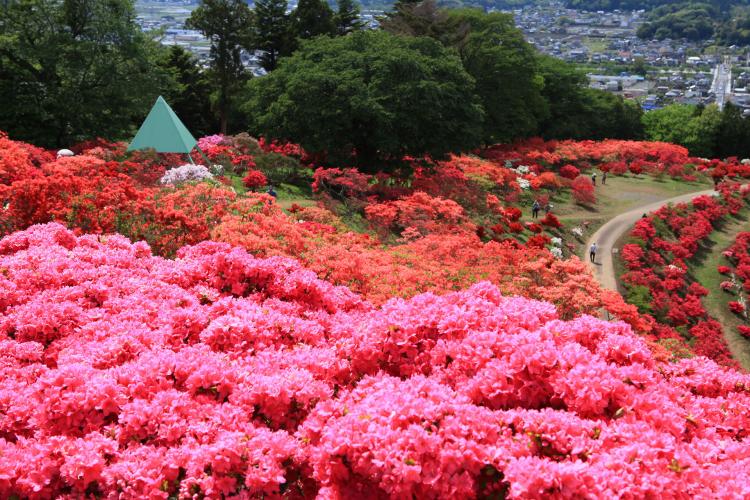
718;232;750;337
619;183;750;366
2;224;750;497
0;133;629;320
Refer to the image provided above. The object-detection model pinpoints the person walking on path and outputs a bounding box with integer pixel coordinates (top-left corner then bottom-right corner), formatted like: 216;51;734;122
544;202;553;214
589;242;598;263
591;172;597;185
532;200;540;219
267;184;278;199
602;171;607;185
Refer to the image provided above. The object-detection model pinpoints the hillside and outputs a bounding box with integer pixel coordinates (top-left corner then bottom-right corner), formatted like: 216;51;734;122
2;131;750;496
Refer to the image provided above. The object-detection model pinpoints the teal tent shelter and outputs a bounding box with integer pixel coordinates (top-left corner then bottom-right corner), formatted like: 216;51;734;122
127;96;209;164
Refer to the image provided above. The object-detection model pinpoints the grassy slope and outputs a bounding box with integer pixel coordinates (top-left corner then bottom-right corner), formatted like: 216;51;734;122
225;173;317;211
553;174;712;229
690;211;750;369
534;174;712;254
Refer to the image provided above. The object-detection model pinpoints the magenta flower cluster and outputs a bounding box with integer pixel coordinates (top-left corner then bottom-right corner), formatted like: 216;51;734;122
2;224;750;498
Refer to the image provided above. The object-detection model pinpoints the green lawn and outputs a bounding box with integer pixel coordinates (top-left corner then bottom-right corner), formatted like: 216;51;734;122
553;174;712;228
689;211;750;369
224;172;316;211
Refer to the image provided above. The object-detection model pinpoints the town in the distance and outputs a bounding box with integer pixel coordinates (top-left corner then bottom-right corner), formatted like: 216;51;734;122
138;0;750;114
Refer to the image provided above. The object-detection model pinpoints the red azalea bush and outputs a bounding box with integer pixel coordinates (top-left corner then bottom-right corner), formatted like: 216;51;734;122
482;139;700;179
571;176;596;205
242;170;268;190
540;212;562;229
729;301;746;315
0;154;158;234
364;192;474;237
0;132;644;326
0;131;54;184
559;164;580;180
2;224;750;498
720;231;750;327
120;183;237;256
525;222;543;234
212;202;645;326
478;138;750;182
312;167;372;200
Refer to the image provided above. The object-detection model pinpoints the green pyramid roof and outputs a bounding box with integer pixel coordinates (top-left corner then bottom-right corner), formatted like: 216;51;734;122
127;96;198;153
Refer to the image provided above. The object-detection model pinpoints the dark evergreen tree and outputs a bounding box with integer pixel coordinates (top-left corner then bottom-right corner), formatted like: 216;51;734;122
379;0;452;39
158;46;216;137
334;0;364;35
716;103;750;159
253;0;291;72
186;0;254;133
290;0;335;41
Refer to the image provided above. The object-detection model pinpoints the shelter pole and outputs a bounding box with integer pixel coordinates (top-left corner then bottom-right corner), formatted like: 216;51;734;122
195;146;211;166
187;153;195;165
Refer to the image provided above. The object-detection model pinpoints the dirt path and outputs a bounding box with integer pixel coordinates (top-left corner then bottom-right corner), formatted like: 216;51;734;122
583;189;716;291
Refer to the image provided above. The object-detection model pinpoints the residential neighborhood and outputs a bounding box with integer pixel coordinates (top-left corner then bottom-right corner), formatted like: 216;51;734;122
505;1;750;113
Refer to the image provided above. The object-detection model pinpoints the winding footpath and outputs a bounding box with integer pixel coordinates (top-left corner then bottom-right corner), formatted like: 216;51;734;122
583;188;716;291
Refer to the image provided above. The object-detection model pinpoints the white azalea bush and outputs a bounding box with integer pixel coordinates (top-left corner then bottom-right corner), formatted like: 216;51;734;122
160;164;214;186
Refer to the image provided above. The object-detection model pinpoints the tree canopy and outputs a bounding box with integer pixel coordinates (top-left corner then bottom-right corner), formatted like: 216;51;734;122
244;31;483;168
445;9;545;143
335;0;365;35
381;3;643;144
0;0;171;147
186;0;254;133
642;104;723;158
158;46;216;138
253;0;292;72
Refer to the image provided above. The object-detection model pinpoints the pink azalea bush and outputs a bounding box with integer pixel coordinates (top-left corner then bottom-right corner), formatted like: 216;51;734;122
2;224;750;498
197;134;225;151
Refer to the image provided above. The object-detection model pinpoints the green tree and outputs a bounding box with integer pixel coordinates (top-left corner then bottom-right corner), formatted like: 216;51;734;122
158;46;216;137
642;104;720;157
244;31;483;169
253;0;291;72
534;55;590;138
636;3;718;42
382;5;545;144
580;90;645;140
447;9;545;143
630;57;648;76
290;0;335;40
334;0;364;35
0;0;171;147
626;284;654;316
716;103;750;158
186;0;254;134
379;0;451;38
